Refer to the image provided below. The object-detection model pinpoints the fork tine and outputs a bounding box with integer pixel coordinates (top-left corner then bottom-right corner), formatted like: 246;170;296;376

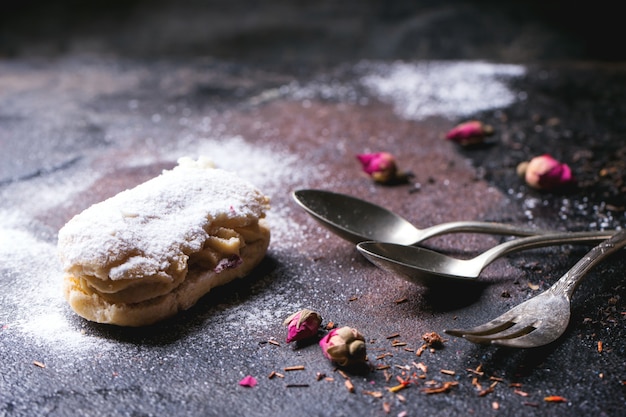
444;319;515;337
486;331;555;348
462;323;536;344
490;324;569;348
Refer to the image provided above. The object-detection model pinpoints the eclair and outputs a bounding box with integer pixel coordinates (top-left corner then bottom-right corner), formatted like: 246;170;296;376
58;157;270;326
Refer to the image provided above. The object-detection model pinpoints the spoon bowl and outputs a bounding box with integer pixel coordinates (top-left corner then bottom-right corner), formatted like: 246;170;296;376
357;242;485;286
356;230;615;287
293;189;421;245
293;189;547;245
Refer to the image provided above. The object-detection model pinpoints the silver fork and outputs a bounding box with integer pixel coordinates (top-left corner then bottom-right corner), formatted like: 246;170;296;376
445;229;626;348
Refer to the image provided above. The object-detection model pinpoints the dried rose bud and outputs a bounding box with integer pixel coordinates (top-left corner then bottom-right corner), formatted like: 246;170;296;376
319;326;367;367
283;308;322;343
516;154;575;190
356;152;399;184
422;331;445;347
445;120;494;146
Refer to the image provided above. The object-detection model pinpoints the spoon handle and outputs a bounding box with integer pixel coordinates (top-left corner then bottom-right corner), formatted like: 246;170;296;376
549;229;626;300
475;230;617;269
415;221;553;244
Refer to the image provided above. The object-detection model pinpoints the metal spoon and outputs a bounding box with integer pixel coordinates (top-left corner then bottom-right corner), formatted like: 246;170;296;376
293;189;547;245
356;230;615;286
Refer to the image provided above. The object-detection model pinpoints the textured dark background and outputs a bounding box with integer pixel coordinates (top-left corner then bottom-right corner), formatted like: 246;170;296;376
1;1;625;416
1;0;624;63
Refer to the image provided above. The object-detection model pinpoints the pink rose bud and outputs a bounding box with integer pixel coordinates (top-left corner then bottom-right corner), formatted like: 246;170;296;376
356;152;399;184
445;120;494;146
319;326;367;367
283;309;322;343
516;154;575;190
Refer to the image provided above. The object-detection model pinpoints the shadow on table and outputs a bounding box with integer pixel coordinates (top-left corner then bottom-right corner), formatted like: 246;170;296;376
68;256;279;346
422;280;492;312
461;334;565;379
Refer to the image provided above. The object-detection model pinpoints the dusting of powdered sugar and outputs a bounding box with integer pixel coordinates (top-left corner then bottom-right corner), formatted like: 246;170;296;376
276;60;526;120
358;61;526;119
171;135;314;194
0;225;110;350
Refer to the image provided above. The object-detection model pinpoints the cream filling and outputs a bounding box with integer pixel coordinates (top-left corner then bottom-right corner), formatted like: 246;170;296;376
75;222;266;304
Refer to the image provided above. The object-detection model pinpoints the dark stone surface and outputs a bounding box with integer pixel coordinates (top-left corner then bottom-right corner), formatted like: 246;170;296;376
1;2;625;416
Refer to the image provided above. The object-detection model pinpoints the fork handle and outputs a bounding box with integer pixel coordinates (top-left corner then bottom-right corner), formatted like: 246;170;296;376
550;229;626;299
474;230;616;269
415;221;548;243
